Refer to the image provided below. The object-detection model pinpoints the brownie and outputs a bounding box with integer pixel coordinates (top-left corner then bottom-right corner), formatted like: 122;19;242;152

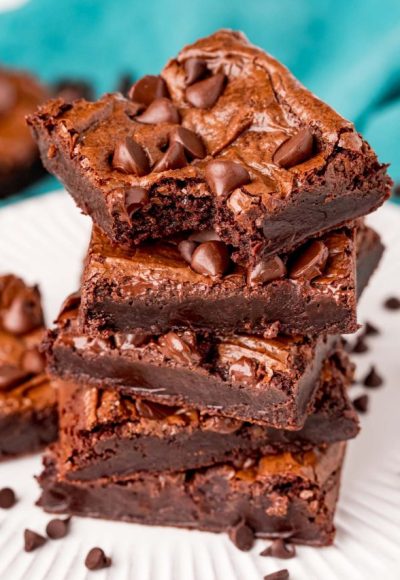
56;351;358;480
28;30;391;263
0;68;49;199
355;225;384;296
0;275;57;457
80;225;358;337
38;441;345;546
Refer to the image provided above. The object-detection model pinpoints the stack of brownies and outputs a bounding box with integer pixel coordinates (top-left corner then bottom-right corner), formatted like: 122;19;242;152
28;30;390;547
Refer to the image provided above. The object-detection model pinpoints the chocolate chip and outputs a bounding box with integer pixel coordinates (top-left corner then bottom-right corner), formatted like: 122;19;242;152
191;241;230;277
273;128;314;168
202;416;242;434
289;241;329;281
153;142;187;172
124;187;149;219
136;399;174;420
206;159;251;197
54;79;94;102
59;291;81;317
188;230;220;243
117;73;134;96
184;58;208;86
363;366;383;388
114;331;151;349
260;539;296;559
353;394;369;413
171;127;206;159
128;75;169;106
229;356;257;385
178;240;197;263
365;321;379;336
159;331;200;365
46;517;71;539
0;487;16;509
85;547;112;570
228;519;255;551
112;137;150;176
247;256;286;286
186;73;226;109
0;365;30;390
352;335;369;354
384;296;400;310
24;529;47;552
136;97;180;124
264;570;290;580
21;348;45;374
0;77;17;115
2;288;43;335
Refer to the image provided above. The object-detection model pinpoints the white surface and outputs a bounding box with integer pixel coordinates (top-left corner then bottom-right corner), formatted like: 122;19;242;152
0;191;399;580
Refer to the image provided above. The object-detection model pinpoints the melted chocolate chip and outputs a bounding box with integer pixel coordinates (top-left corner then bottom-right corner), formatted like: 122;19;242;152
124;187;149;219
202;416;242;434
228;519;255;551
384;296;400;310
353;394;369;413
352;335;369;354
159;331;199;365
46;517;71;539
188;230;220;243
289;241;329;281
59;291;81;317
260;539;296;559
191;241;230;277
0;365;30;391
21;347;45;374
273;129;314;169
178;240;197;263
128;75;169;106
184;58;208;86
114;331;151;349
171;127;206;159
0;487;16;509
136;399;175;420
153;142;187;172
0;77;17;115
136;98;180;124
24;529;47;552
363;366;383;388
85;547;112;570
186;73;226;108
112;137;150;176
264;570;290;580
247;256;286;286
2;288;43;335
229;356;257;385
365;321;379;336
206;159;251;197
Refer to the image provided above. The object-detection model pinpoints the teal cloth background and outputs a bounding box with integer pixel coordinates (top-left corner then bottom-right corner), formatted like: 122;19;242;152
0;0;399;201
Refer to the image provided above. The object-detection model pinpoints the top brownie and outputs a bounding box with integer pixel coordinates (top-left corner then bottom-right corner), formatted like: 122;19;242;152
28;30;391;263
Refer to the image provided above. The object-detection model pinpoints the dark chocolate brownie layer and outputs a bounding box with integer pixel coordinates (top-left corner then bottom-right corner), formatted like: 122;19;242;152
38;442;345;546
28;30;391;262
56;352;357;479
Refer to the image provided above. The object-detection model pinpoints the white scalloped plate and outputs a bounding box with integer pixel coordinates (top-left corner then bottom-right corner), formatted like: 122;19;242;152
0;191;399;580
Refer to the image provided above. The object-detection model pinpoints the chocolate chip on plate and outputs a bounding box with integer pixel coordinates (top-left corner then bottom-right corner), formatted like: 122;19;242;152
289;241;329;281
46;517;71;539
136;97;180;124
178;240;197;263
273;129;314;169
171;127;206;159
384;296;400;310
363;366;383;388
351;335;369;354
112;137;150;176
264;570;290;580
184;58;208;86
228;519;255;551
191;241;230;277
247;256;286;286
128;75;169;106
364;321;380;336
153;142;187;172
85;547;112;570
186;73;226;109
206;159;251;197
260;539;296;559
353;394;369;413
24;529;47;552
124;187;149;219
2;288;43;335
0;487;16;509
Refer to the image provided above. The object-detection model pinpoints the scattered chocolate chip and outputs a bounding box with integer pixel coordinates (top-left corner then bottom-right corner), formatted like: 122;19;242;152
85;547;112;571
178;240;197;263
384;296;400;310
0;365;30;390
264;570;290;580
171;127;206;159
289;241;329;281
117;73;134;96
21;347;45;374
58;291;81;317
365;321;380;336
228;519;254;551
136;97;180;124
191;241;230;277
136;399;174;420
188;230;220;243
363;366;383;388
273;129;314;169
184;58;208;86
353;394;369;413
186;73;226;109
128;75;169;106
0;77;17;115
2;288;43;335
260;539;296;559
124;187;149;219
153;142;187;172
46;517;71;539
158;331;200;365
247;256;286;286
53;79;94;102
206;159;251;197
351;335;369;354
112;137;150;176
24;529;47;552
393;183;400;198
0;487;16;509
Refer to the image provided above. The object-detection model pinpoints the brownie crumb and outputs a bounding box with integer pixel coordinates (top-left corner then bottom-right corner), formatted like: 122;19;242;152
85;547;112;570
0;487;16;509
353;394;369;413
24;529;47;552
260;539;296;559
384;296;400;310
228;519;255;551
364;321;380;336
264;570;290;580
46;517;71;539
363;366;383;388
